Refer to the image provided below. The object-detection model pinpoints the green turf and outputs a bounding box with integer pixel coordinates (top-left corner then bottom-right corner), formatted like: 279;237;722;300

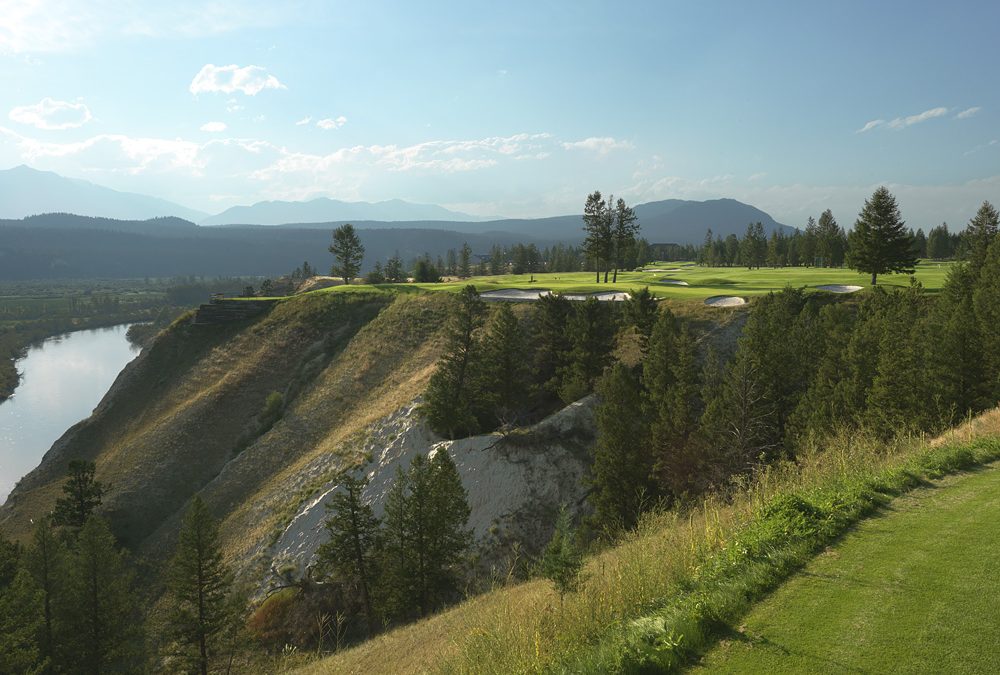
692;463;1000;674
311;260;955;302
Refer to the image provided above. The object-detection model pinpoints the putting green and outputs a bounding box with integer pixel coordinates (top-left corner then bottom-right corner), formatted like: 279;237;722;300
315;260;955;303
693;462;1000;673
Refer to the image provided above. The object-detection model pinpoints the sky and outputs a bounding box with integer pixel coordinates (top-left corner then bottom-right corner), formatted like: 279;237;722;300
1;0;998;227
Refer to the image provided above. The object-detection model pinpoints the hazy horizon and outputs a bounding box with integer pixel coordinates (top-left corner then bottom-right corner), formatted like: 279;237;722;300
2;1;998;228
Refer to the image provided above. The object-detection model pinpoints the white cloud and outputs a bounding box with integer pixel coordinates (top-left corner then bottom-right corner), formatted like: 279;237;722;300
956;106;982;120
9;97;92;130
316;116;347;130
886;106;949;129
200;121;227;133
0;1;298;54
189;64;286;96
561;136;634;155
856;119;885;134
295;116;312;126
226;99;244;113
964;139;998;156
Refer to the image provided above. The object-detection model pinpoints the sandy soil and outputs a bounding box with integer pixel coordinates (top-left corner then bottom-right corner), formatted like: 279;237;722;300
704;295;747;307
562;292;632;302
659;279;690;286
815;284;864;293
480;289;553;301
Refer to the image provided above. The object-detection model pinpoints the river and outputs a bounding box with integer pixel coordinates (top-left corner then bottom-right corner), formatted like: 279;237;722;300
0;324;139;504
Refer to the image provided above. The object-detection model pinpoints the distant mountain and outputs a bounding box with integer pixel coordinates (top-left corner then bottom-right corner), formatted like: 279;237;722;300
0;165;207;222
263;198;793;245
201;197;490;226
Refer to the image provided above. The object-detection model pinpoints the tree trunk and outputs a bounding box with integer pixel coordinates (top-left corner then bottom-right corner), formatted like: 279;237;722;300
871;271;877;286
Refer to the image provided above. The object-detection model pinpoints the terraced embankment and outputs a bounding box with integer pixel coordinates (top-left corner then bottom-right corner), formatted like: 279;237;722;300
695;463;1000;674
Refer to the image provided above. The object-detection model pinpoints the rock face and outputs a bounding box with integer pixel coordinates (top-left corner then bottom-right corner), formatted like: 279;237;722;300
267;396;597;586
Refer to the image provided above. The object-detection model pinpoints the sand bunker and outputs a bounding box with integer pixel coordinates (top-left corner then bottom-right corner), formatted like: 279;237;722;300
644;268;683;273
562;292;631;302
815;284;864;294
704;295;747;307
481;289;553;301
659;279;690;286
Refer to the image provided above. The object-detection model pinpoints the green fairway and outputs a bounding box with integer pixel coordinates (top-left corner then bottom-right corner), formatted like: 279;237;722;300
314;260;954;302
693;462;1000;674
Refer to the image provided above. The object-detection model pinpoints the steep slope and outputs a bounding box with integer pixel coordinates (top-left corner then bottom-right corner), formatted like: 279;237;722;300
0;165;206;221
0;291;453;571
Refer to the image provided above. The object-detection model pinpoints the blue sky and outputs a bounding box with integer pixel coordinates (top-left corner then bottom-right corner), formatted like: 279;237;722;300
1;0;998;226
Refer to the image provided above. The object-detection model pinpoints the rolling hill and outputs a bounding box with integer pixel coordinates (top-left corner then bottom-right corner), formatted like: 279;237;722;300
200;196;490;226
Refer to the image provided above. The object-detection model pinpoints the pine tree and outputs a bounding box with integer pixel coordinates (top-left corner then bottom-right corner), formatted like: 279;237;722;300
384;253;405;283
64;516;140;674
24;516;68;670
650;325;702;498
481;303;530;427
166;497;235;675
379;467;412;622
847;187;917;285
532;293;573;403
458;243;473;278
611;197;639;282
588;364;654;534
965;200;999;276
52;460;105;529
424;451;471;608
423;286;487;438
0;568;42;674
558;298;615;404
328;224;365;285
623;286;658;355
973;237;1000;396
582;191;613;282
317;474;381;636
539;506;583;604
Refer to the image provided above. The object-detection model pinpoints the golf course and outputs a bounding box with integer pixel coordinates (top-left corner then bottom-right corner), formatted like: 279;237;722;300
312;260;956;304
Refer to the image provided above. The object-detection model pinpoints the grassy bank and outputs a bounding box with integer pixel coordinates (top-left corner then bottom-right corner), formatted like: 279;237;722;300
296;410;1000;674
692;461;1000;673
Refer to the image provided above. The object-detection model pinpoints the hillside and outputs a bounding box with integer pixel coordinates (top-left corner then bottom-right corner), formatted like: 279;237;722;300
0;165;207;222
201;196;488;225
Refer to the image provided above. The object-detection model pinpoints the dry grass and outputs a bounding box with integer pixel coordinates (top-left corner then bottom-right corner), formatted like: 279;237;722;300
295;407;1000;675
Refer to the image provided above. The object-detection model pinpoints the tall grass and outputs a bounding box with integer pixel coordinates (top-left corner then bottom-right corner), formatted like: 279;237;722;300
431;417;1000;674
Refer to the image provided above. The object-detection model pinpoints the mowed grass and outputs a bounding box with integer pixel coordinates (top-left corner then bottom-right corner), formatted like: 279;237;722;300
310;260;954;303
693;463;1000;674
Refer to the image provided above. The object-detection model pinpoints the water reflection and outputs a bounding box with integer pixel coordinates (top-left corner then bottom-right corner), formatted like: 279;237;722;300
0;324;139;504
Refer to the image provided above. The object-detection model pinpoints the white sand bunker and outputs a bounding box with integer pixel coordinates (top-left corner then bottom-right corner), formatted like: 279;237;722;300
481;289;553;301
815;284;863;294
704;295;747;307
563;292;631;302
659;279;690;286
644;268;683;273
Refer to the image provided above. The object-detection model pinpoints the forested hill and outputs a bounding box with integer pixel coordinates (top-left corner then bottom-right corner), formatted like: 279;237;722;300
0;220;550;279
243;198;794;243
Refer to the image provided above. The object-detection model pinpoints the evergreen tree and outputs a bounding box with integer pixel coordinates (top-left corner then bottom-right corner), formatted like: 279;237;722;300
588;364;654;534
384;253;405;283
365;261;386;284
623;286;658;355
532;294;573;403
318;474;381;636
611;197;640;282
166;497;235;675
0;531;19;591
24;516;68;671
965;200;999;275
458;242;473;278
801;216;818;265
413;258;442;283
424;451;472;608
847;187;917;285
379;467;412;622
481;303;530;427
0;568;42;674
52;460;105;529
64;516;140;674
582;191;613;282
973;237;1000;395
328;224;365;285
650;325;702;498
423;286;487;438
539;506;583;604
558;298;615;403
700;354;776;474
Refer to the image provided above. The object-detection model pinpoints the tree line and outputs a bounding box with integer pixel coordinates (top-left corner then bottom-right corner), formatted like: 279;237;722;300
588;197;1000;534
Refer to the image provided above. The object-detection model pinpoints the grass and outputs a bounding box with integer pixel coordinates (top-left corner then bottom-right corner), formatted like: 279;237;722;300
692;463;1000;673
306;260;955;304
295;408;1000;675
